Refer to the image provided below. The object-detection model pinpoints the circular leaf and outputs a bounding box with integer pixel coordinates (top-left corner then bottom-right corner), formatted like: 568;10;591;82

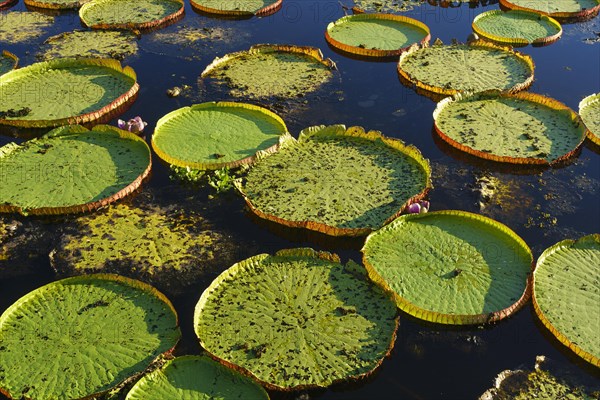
499;0;600;21
201;44;336;99
472;10;562;46
0;11;54;44
190;0;282;16
24;0;90;9
325;13;431;58
194;248;398;390
238;125;432;237
126;356;269;399
362;210;533;325
152;101;289;170
0;58;138;128
39;30;139;61
0;51;18;76
533;234;600;367
579;93;600;146
397;40;534;99
80;0;184;30
0;125;151;215
433;91;586;165
0;274;181;399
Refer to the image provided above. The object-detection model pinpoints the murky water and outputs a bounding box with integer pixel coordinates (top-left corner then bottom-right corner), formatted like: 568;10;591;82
1;0;599;398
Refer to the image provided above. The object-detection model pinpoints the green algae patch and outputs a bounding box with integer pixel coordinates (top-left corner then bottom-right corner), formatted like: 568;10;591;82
473;10;562;46
352;0;423;13
24;0;91;10
152;101;288;170
51;204;232;293
0;58;138;128
80;0;184;30
190;0;281;16
397;40;534;100
533;234;600;367
238;125;431;237
0;125;151;215
362;210;533;325
0;51;17;76
326;14;430;58
0;274;181;399
499;0;600;21
194;248;398;390
433;91;586;165
39;30;138;61
126;356;269;399
0;11;54;44
579;93;600;146
201;44;336;100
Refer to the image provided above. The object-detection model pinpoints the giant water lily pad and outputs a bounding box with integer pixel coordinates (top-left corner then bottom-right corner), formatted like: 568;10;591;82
201;44;336;99
0;58;138;128
397;40;534;99
0;274;181;399
190;0;281;16
0;11;54;43
352;0;423;13
126;356;269;399
80;0;184;30
39;30;138;61
326;14;431;58
0;51;18;76
473;10;562;46
238;125;432;237
194;248;398;390
362;211;533;325
152;102;288;170
0;125;151;215
533;234;600;367
51;204;232;293
499;0;600;21
433;91;586;165
579;93;600;146
24;0;90;9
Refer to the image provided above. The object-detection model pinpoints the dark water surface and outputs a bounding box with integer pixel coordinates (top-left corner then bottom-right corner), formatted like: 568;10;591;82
1;0;599;399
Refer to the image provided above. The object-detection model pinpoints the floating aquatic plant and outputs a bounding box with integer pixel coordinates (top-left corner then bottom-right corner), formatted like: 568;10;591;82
24;0;91;9
362;210;533;325
0;58;138;129
433;91;587;165
238;125;432;237
0;11;54;44
0;274;181;399
190;0;282;17
352;0;424;13
473;10;562;46
80;0;184;30
0;125;151;215
38;30;139;60
0;50;18;76
579;93;600;146
499;0;600;21
326;13;431;58
533;234;600;367
194;248;398;390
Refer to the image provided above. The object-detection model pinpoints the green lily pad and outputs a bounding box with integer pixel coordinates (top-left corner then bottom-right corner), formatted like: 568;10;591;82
0;11;54;44
194;248;398;390
0;274;181;399
579;93;600;146
397;40;534;99
473;10;562;46
0;58;138;128
0;51;18;76
326;13;431;58
190;0;281;16
39;30;138;61
80;0;184;30
352;0;423;13
126;356;269;399
152;101;289;170
499;0;600;21
533;234;600;367
362;210;533;325
0;125;151;215
433;91;586;165
201;44;336;99
51;204;233;293
238;125;431;237
24;0;91;9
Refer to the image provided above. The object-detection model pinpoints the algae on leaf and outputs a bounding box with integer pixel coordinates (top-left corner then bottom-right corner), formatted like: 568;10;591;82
0;11;54;44
39;30;138;61
473;10;562;46
0;274;181;399
80;0;184;30
362;211;533;325
126;356;269;399
201;44;336;100
579;93;600;146
194;248;398;390
238;125;431;237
